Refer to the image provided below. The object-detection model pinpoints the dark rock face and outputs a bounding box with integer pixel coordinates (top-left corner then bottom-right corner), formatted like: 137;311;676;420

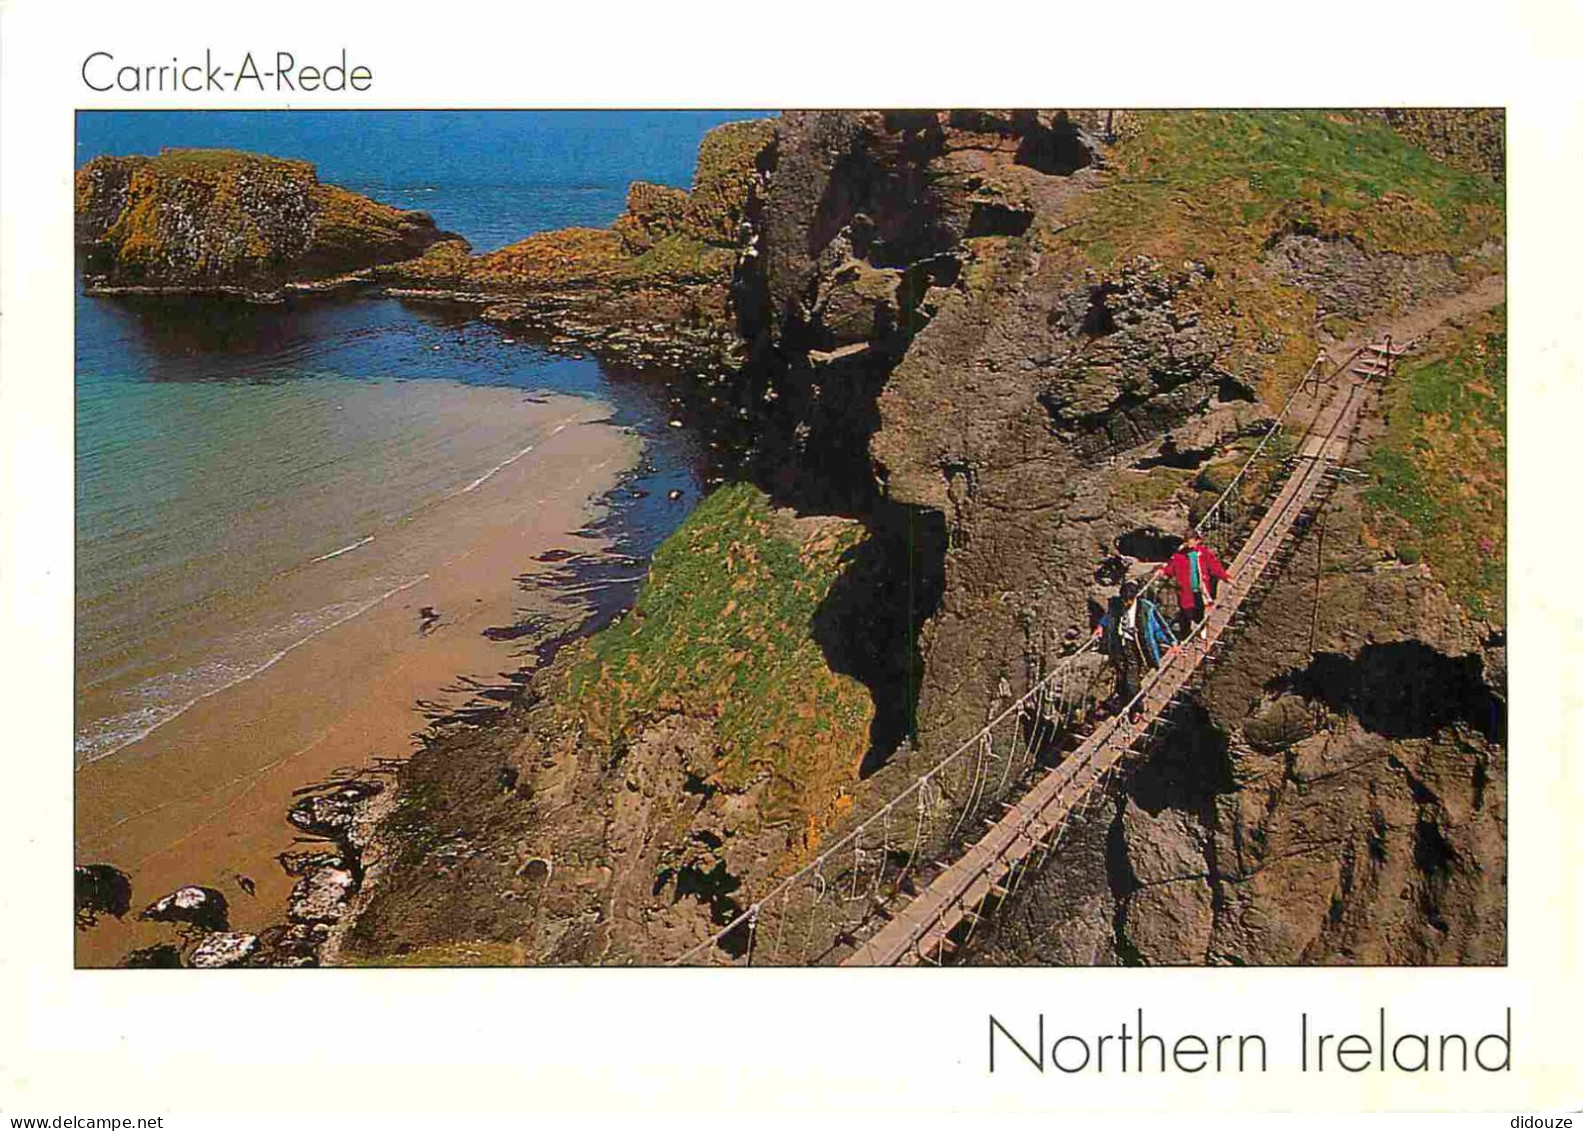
732;110;1108;514
75;863;132;929
966;484;1505;966
1183;489;1504;964
75;149;461;300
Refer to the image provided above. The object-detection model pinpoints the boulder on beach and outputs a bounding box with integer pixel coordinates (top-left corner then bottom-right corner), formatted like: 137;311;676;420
75;863;132;929
286;780;384;844
139;885;230;932
250;922;329;967
277;848;347;877
188;932;260;969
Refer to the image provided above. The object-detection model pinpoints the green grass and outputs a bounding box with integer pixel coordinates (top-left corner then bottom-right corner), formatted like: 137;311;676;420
1159;111;1495;223
1046;111;1505;413
1109;466;1195;509
1365;309;1506;621
553;483;874;852
620;233;734;281
1072;112;1504;268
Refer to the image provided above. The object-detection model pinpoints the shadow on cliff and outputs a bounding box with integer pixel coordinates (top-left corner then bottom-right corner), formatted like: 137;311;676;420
1273;642;1505;743
807;113;956;270
812;503;946;776
1126;699;1235;822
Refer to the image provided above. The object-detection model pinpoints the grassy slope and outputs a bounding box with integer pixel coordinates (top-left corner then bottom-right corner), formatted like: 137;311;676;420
550;483;875;850
1073;112;1503;267
1050;111;1504;405
1365;308;1507;623
1031;112;1504;547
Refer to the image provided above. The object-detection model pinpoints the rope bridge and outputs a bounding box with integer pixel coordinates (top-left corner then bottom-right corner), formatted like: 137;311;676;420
671;339;1401;967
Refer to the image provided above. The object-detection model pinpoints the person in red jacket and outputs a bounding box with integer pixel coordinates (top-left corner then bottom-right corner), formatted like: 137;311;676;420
1158;534;1233;637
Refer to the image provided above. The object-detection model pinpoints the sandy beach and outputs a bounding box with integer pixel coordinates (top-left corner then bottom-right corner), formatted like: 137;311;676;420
74;393;638;966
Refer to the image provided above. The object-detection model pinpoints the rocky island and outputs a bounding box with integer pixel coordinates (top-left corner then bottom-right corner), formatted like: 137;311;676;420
75;147;463;301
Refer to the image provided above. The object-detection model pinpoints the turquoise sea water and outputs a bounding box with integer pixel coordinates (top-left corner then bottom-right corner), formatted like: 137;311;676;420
75;110;762;764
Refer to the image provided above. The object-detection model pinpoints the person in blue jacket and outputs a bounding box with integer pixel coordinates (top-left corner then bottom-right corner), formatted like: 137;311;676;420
1093;579;1179;717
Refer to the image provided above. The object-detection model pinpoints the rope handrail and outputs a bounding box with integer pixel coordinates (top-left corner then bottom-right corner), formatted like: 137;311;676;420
670;344;1356;965
669;633;1103;964
1051;365;1363;794
861;359;1378;965
1190;350;1343;534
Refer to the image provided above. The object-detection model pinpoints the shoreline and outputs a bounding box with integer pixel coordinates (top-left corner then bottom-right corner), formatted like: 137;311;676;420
74;396;643;967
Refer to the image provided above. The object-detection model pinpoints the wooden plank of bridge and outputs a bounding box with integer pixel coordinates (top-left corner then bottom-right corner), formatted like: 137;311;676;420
840;373;1370;967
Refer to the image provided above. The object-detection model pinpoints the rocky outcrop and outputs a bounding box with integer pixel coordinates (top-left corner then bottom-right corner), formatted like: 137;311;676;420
380;119;776;369
188;931;259;968
286;780;384;846
248;778;386;965
727;109;1108;513
75;148;461;301
1373;109;1506;182
287;865;357;926
340;487;882;964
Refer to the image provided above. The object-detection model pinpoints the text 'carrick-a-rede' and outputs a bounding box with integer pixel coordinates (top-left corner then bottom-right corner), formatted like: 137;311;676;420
82;50;372;93
989;1009;1513;1075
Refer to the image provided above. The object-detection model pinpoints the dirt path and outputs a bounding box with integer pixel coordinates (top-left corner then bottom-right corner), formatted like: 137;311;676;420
1325;273;1506;359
